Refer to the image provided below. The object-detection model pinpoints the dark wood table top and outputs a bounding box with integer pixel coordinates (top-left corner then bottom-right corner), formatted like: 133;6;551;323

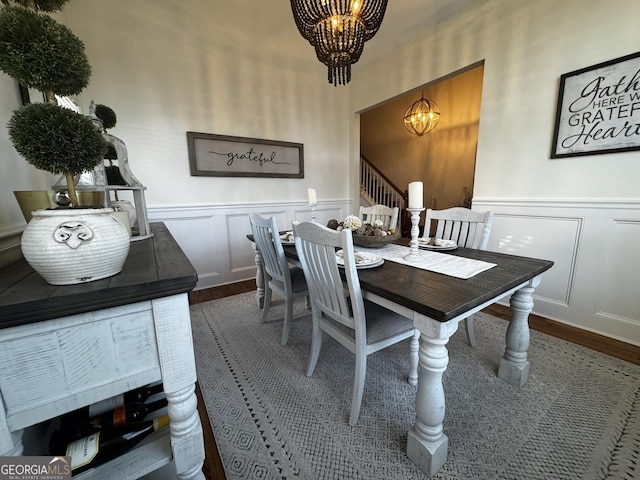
283;239;553;322
0;222;198;329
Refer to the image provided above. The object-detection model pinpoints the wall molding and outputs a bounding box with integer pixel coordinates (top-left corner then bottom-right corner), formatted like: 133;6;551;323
148;198;351;215
473;197;640;211
147;199;352;291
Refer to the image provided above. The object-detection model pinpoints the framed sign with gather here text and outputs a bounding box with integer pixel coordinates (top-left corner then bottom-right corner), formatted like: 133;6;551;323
187;132;304;178
551;51;640;158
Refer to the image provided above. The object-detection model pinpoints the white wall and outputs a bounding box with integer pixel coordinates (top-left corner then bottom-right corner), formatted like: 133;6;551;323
0;1;352;224
0;1;353;287
350;0;640;345
1;0;638;346
351;0;640;200
64;1;351;209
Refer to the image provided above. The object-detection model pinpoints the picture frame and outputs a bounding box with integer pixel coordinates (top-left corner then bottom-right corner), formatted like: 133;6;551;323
187;132;304;178
551;51;640;158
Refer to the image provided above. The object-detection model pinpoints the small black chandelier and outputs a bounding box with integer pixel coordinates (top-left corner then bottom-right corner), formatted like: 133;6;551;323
403;92;441;136
290;0;388;86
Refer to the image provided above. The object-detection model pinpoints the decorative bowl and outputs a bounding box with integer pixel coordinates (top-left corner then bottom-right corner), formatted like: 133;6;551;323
351;232;401;248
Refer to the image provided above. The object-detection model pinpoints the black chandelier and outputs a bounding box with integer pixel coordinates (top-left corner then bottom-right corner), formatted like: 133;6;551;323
290;0;388;86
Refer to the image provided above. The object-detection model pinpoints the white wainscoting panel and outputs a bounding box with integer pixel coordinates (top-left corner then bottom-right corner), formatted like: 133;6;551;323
490;214;581;305
596;220;640;321
148;200;350;290
474;198;640;346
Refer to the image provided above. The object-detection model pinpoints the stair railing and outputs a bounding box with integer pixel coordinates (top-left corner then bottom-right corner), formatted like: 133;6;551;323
360;156;405;231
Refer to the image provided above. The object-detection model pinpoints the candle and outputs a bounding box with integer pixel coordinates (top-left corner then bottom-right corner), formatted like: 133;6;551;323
307;188;317;207
408;182;423;209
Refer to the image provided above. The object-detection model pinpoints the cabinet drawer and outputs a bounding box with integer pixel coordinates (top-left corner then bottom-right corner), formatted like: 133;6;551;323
0;301;161;431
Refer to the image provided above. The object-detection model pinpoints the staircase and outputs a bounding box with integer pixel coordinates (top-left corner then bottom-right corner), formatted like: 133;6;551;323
360;156;406;232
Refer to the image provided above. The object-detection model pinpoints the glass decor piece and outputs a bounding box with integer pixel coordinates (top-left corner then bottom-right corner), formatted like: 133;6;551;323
53;101;151;240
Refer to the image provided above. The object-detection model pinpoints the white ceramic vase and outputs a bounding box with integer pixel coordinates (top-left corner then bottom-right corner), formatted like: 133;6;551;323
21;208;131;285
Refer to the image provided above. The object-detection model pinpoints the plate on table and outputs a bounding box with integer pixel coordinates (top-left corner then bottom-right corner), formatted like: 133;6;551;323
417;238;458;251
279;231;295;245
335;250;384;269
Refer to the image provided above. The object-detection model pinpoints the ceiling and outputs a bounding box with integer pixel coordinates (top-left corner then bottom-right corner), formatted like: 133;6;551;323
237;1;481;69
359;0;480;66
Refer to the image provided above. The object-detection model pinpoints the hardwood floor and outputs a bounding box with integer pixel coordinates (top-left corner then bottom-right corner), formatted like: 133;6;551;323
191;280;256;480
195;382;226;480
191;279;640;479
483;304;640;366
189;279;257;305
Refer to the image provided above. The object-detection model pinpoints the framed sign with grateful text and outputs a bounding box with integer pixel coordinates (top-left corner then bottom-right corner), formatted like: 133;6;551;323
551;51;640;158
187;132;304;178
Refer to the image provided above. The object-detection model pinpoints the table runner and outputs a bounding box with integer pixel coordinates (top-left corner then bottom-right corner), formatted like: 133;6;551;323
359;244;496;279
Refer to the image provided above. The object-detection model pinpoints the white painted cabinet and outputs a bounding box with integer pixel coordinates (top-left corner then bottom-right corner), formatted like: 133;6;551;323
0;223;204;479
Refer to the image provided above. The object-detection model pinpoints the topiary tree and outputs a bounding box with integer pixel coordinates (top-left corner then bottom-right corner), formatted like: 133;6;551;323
8;103;107;177
0;1;105;206
94;103;117;131
93;103;127;185
13;0;70;12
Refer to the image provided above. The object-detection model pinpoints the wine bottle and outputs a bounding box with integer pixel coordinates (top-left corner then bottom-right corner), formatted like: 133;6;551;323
58;383;165;429
65;414;170;475
91;397;168;429
50;397;169;453
88;382;164;417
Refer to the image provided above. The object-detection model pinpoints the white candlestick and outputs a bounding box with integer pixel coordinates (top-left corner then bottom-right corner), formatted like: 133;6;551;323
408;182;423;209
404;207;425;262
307;188;317;207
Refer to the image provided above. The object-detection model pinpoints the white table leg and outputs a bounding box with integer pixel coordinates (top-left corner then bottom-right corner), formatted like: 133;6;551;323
498;276;541;387
407;317;459;476
252;242;265;308
166;385;205;480
152;295;205;480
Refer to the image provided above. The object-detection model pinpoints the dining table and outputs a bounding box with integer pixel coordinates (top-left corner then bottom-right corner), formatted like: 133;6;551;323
249;234;553;476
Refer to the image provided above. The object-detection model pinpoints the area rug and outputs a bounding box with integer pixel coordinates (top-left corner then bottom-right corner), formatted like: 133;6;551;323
190;292;639;480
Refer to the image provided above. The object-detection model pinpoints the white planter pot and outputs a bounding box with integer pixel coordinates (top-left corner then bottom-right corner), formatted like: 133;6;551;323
21;208;131;285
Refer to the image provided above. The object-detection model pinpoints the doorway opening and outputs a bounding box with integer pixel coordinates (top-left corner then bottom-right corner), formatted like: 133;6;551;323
359;62;485;232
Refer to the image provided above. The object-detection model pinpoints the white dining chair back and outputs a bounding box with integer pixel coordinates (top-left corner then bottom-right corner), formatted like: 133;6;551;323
421;207;494;346
292;221;418;426
359;204;399;231
423;207;493;250
249;213;308;346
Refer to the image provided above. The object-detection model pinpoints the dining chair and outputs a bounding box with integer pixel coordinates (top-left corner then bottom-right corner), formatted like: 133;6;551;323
249;213;308;346
421;207;494;346
359;204;399;231
292;220;419;426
